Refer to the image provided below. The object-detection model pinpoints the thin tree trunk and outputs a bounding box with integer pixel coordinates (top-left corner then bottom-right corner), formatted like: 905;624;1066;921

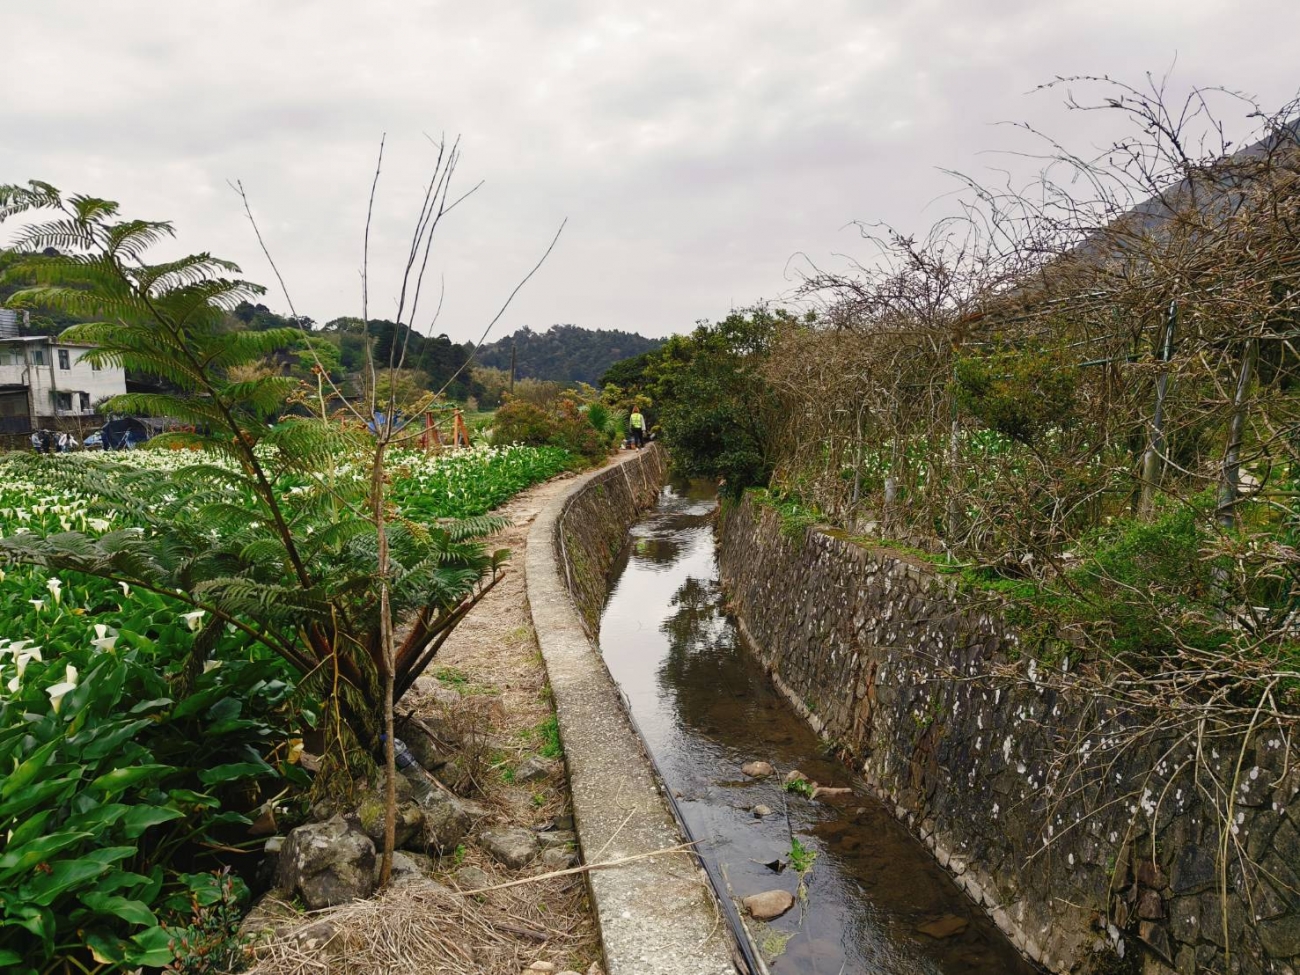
1140;301;1177;518
1217;337;1257;530
371;441;397;887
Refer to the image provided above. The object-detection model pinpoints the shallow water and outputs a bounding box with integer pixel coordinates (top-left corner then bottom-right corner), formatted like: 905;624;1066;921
597;480;1039;975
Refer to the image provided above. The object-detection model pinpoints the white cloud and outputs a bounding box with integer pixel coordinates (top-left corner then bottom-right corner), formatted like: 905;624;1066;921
3;0;1298;340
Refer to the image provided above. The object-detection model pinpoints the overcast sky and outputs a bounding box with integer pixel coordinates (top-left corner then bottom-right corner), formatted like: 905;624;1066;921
4;1;1298;343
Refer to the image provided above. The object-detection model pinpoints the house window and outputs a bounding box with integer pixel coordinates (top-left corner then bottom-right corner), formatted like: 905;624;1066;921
79;392;91;412
58;349;70;370
90;358;101;372
55;392;72;412
31;349;46;366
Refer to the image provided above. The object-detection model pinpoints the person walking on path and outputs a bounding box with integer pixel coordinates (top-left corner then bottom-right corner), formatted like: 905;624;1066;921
629;407;646;449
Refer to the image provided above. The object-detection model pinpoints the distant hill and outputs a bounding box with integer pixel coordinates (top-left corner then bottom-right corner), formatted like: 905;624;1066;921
473;325;664;385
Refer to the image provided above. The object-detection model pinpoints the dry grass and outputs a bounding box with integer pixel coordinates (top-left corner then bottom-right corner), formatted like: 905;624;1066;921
243;873;592;975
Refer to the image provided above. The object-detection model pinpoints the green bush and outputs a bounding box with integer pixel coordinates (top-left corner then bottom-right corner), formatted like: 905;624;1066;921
0;570;298;971
490;398;609;467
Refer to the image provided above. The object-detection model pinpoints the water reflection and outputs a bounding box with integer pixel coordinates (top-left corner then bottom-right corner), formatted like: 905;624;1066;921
599;482;1040;975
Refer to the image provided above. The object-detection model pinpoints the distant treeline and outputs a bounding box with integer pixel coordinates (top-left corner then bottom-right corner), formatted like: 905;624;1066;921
472;324;664;386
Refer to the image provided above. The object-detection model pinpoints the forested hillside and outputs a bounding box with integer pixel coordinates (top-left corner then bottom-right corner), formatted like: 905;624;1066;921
474;324;663;384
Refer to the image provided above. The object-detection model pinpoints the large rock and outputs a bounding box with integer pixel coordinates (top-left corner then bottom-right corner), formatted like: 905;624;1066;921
354;792;426;851
537;829;576;850
277;815;377;909
742;889;794;920
742;761;775;779
479;826;540;869
420;789;476;854
516;755;557;783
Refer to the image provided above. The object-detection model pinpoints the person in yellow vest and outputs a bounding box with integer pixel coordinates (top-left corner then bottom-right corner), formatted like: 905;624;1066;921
629;407;646;449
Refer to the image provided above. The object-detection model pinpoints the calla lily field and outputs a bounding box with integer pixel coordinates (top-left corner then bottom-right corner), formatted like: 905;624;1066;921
0;443;572;972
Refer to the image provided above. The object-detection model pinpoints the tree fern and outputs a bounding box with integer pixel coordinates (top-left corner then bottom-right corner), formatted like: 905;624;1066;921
0;182;506;792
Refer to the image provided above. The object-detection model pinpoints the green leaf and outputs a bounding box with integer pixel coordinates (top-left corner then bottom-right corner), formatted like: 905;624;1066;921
197;761;271;786
124;924;177;966
171;685;226;719
80;893;157;927
0;775;82;821
0;739;59;799
89;764;172;796
121;804;184;838
0;950;22;964
0;831;94;880
25;857;111;906
75;718;155;761
129;697;173;714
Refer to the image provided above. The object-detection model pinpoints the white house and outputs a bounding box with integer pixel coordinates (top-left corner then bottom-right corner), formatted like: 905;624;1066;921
0;332;127;436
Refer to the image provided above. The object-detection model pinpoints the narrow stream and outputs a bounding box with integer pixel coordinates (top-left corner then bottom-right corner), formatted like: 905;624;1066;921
598;480;1038;975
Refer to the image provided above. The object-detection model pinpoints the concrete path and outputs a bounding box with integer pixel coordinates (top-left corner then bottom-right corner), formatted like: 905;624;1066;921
526;450;738;975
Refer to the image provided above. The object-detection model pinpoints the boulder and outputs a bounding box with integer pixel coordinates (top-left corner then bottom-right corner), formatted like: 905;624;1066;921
541;848;578;871
420;789;476;854
751;804;773;819
455;865;493;890
354;792;426;851
277;815;377;909
383;850;435;885
742;889;795;920
516;755;557;783
480;826;541;869
742;761;775;779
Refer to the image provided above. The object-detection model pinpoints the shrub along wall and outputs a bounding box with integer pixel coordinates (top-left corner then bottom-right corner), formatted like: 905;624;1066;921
717;495;1300;975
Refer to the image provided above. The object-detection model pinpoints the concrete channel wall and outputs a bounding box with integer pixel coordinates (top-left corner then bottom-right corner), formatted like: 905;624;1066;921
717;496;1300;975
525;446;737;975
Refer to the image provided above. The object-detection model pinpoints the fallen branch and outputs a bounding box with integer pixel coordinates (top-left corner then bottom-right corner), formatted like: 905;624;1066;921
463;842;698;893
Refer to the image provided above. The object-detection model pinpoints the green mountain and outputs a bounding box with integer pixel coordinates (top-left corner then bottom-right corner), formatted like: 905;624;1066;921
473;325;664;386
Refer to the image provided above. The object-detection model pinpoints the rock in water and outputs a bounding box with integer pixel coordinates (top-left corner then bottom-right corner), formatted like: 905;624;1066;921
742;761;775;779
752;804;774;818
917;915;969;939
277;815;376;909
783;770;808;787
480;826;541;869
742;889;795;920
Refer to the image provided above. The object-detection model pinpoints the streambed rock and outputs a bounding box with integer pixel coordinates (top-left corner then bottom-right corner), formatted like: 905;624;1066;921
742;889;795;920
742;761;775;778
277;815;377;909
917;915;969;939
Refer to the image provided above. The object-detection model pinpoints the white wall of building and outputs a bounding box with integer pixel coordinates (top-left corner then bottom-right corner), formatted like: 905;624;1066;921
0;339;127;419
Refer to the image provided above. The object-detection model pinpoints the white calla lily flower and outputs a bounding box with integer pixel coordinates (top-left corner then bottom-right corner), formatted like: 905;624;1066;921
46;665;79;714
181;610;206;632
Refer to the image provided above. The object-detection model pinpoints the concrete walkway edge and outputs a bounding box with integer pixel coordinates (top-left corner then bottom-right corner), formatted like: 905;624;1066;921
525;450;737;975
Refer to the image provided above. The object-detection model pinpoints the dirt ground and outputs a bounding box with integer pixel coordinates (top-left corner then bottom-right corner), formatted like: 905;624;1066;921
405;472;603;974
243;473;604;975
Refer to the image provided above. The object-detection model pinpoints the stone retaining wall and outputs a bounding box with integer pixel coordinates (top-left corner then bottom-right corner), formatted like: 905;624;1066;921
717;495;1300;975
526;446;736;975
